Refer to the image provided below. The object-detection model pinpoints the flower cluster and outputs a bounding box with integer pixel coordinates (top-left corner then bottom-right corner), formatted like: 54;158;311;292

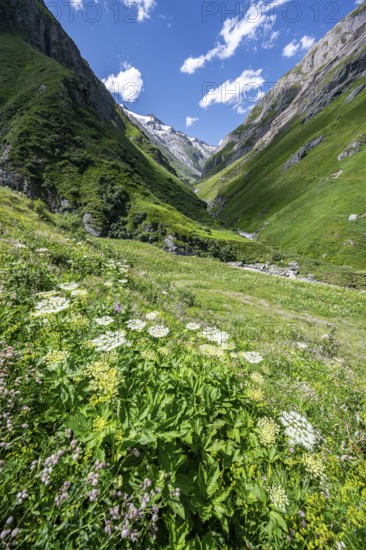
280;411;318;451
55;482;71;507
202;326;230;345
40;450;64;485
84;360;118;398
90;331;130;352
127;319;146;332
33;296;70;316
44;350;69;365
94;316;114;326
257;417;280;447
86;460;108;502
240;351;264;364
140;350;158;361
59;282;80;291
186;322;201;331
105;480;162;543
199;344;225;358
268;484;289;512
148;325;170;338
146;311;160;321
302;453;327;481
247;387;265;402
250;372;265;385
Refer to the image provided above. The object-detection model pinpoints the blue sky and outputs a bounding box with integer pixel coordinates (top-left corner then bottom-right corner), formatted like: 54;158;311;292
49;0;361;145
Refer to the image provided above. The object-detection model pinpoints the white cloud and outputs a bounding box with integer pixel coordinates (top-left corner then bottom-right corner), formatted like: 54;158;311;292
283;35;315;57
102;64;144;102
181;0;289;74
283;40;300;57
186;116;199;128
236;105;249;115
355;1;363;5
263;30;280;49
71;0;83;10
123;0;156;22
180;48;220;75
300;35;315;49
200;69;264;109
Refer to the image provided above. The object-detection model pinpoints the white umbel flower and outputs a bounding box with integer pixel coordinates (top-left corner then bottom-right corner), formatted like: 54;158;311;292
59;282;80;291
90;331;130;352
127;319;146;332
202;326;229;345
280;411;318;451
33;296;70;316
148;325;170;338
186;322;201;331
269;484;289;512
95;316;114;326
240;351;263;364
146;311;160;321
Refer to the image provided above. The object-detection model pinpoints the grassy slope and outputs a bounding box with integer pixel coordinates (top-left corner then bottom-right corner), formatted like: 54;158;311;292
0;186;366;547
1;186;364;364
0;30;213;234
197;81;366;269
0;30;273;259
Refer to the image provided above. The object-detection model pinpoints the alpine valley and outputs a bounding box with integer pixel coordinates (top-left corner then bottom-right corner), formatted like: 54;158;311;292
0;1;365;548
122;107;217;182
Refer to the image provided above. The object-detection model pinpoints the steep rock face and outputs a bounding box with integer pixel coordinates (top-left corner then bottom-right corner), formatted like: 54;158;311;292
0;0;117;126
205;3;366;174
123;108;217;177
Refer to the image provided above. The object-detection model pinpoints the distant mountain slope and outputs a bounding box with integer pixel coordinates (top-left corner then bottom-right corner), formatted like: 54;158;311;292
0;0;213;239
123;107;217;182
197;3;366;269
204;2;366;176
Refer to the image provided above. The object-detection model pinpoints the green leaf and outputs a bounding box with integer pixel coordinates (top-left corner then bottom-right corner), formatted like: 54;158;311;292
269;510;288;533
169;499;186;520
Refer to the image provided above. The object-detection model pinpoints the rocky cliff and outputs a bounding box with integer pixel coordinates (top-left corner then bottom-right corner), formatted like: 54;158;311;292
205;2;366;175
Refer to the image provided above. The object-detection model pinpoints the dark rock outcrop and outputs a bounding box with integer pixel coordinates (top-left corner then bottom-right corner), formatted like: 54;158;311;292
284;135;324;171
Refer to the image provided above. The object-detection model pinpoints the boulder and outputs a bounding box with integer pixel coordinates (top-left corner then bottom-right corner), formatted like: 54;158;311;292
82;213;102;237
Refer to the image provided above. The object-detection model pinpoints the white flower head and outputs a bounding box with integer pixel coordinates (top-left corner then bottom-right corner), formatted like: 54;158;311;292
148;325;170;338
202;326;230;345
71;289;88;298
146;311;160;321
90;331;130;352
297;342;308;350
250;372;265;385
186;322;201;331
240;351;264;364
95;316;114;327
269;484;289;512
33;296;70;316
280;411;318;451
127;319;146;332
199;344;225;358
59;282;80;291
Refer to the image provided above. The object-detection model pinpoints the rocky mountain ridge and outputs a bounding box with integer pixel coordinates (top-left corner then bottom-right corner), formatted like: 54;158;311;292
205;2;366;174
123;107;217;180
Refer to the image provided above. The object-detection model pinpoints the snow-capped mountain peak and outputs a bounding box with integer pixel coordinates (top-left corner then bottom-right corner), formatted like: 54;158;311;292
122;106;217;178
